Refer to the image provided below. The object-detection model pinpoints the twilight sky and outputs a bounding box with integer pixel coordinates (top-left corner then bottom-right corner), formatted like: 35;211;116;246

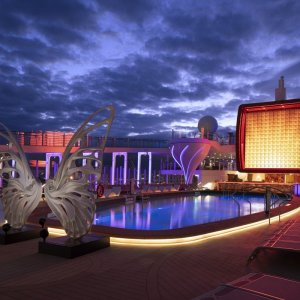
1;0;300;139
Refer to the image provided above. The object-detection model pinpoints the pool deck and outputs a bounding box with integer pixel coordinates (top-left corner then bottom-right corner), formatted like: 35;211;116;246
2;199;300;299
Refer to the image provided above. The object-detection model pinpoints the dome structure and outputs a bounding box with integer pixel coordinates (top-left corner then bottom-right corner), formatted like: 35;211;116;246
198;115;218;134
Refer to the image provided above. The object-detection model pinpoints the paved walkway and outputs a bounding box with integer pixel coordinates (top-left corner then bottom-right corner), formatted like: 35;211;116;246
1;210;300;299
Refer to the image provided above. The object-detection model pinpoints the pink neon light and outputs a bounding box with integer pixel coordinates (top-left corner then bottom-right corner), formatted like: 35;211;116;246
179;145;189;182
171;145;182;169
186;146;204;183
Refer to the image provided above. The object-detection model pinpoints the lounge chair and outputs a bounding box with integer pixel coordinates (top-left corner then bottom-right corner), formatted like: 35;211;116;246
194;272;300;299
160;185;171;192
141;185;149;193
112;186;121;196
170;185;180;191
149;185;159;192
103;188;113;198
248;219;300;264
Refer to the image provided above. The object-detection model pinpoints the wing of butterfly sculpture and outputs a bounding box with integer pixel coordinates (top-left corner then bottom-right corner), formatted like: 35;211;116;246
0;123;42;230
44;105;115;239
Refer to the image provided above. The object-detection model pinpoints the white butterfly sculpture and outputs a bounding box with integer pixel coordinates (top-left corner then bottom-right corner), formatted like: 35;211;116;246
0;124;43;230
0;105;115;239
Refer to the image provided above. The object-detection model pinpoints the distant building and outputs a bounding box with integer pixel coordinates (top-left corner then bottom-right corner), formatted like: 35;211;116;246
275;76;286;101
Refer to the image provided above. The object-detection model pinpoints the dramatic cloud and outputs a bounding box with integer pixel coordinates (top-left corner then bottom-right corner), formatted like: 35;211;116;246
0;0;299;138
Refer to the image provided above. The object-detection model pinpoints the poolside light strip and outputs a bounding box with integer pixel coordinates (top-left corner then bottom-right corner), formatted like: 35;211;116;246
47;227;67;236
47;207;300;247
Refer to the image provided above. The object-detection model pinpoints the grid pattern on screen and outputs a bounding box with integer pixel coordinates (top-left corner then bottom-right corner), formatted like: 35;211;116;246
245;108;300;169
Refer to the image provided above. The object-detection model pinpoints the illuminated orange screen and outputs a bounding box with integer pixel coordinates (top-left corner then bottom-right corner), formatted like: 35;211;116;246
244;108;300;169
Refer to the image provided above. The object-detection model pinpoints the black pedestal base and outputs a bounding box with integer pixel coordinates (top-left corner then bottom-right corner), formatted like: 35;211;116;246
0;225;41;244
38;234;110;258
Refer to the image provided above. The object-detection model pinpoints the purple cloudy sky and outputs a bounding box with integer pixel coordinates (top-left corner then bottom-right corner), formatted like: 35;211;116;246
0;0;300;138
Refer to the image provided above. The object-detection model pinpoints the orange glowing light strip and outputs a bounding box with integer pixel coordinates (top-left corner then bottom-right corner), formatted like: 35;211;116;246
48;207;300;246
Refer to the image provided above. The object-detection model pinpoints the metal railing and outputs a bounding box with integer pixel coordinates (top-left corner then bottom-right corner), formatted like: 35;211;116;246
232;196;241;217
0;131;170;148
229;185;292;222
232;194;252;217
278;200;291;222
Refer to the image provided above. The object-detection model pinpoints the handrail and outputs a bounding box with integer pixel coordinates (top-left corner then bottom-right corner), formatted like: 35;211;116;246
244;198;252;215
238;193;252;215
234;184;291;196
232;196;241;217
278;200;291;222
270;192;280;209
230;185;291;224
270;191;291;207
268;186;291;202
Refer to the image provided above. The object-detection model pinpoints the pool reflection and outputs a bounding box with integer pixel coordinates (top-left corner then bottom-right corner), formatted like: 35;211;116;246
94;194;279;230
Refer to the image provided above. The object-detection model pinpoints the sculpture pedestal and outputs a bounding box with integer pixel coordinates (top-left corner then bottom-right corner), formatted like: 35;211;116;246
0;225;41;244
38;234;110;258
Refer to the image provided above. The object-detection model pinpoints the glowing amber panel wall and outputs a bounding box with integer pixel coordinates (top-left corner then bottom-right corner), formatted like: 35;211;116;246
236;99;300;173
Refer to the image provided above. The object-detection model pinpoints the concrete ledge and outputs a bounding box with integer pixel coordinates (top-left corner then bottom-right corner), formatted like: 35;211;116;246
39;233;110;258
0;224;41;244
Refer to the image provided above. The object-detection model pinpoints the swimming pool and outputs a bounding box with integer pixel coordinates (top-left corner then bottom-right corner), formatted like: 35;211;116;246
94;193;283;230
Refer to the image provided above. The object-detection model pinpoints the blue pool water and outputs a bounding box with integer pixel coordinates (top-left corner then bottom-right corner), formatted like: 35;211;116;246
94;194;280;230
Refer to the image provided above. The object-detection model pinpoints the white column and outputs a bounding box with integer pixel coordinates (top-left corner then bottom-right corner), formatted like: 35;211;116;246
123;152;128;184
111;152;117;185
45;153;51;180
137;152;152;186
137;152;145;187
148;152;152;184
111;152;127;185
45;152;62;180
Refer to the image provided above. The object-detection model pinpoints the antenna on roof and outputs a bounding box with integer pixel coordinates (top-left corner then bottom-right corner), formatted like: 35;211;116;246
275;76;286;101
